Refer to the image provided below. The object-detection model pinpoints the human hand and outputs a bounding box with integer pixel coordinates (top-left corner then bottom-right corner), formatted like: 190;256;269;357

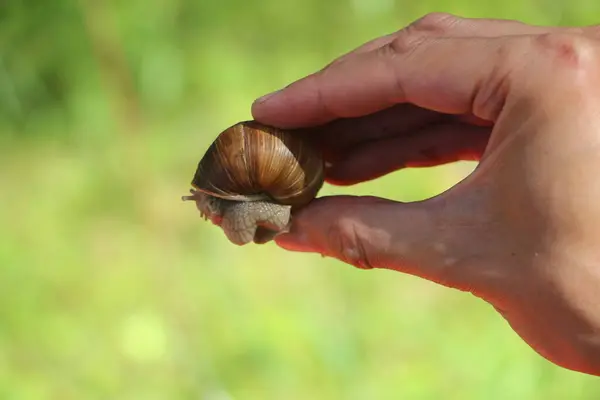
251;14;600;375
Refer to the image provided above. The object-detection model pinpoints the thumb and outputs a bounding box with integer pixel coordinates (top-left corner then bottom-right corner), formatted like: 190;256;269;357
275;194;490;291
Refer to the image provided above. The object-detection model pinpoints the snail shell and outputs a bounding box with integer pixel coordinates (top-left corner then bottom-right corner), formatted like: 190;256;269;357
183;120;324;245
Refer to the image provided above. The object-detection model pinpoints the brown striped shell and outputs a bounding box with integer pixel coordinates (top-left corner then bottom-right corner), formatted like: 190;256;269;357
191;120;324;208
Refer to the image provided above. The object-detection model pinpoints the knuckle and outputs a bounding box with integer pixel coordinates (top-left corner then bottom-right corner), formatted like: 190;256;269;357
533;32;599;73
385;12;460;57
386;30;429;57
386;13;458;57
409;12;460;34
328;218;374;270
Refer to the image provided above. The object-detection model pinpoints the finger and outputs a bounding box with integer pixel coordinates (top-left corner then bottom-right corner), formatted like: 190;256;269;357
275;196;426;272
320;14;552;67
252;35;521;128
304;103;450;153
252;14;600;129
325;123;491;185
251;14;551;128
274;195;480;291
332;15;600;67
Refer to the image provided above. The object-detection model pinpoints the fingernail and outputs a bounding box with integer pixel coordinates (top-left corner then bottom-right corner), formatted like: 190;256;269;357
254;89;282;105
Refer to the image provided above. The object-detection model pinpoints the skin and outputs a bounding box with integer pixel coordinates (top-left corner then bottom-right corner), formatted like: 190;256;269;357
250;14;600;376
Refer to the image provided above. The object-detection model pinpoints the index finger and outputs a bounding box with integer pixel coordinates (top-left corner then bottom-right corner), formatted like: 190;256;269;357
251;35;524;129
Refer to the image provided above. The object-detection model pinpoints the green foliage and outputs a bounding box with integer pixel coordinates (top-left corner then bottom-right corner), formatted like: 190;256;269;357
1;0;600;398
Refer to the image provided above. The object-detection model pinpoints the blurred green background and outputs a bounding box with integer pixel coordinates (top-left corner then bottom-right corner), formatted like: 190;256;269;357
2;0;600;398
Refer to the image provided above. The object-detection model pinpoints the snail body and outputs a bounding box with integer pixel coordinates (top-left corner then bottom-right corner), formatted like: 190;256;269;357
183;120;324;245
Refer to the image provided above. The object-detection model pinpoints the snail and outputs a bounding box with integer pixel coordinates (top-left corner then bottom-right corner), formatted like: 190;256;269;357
182;120;325;245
